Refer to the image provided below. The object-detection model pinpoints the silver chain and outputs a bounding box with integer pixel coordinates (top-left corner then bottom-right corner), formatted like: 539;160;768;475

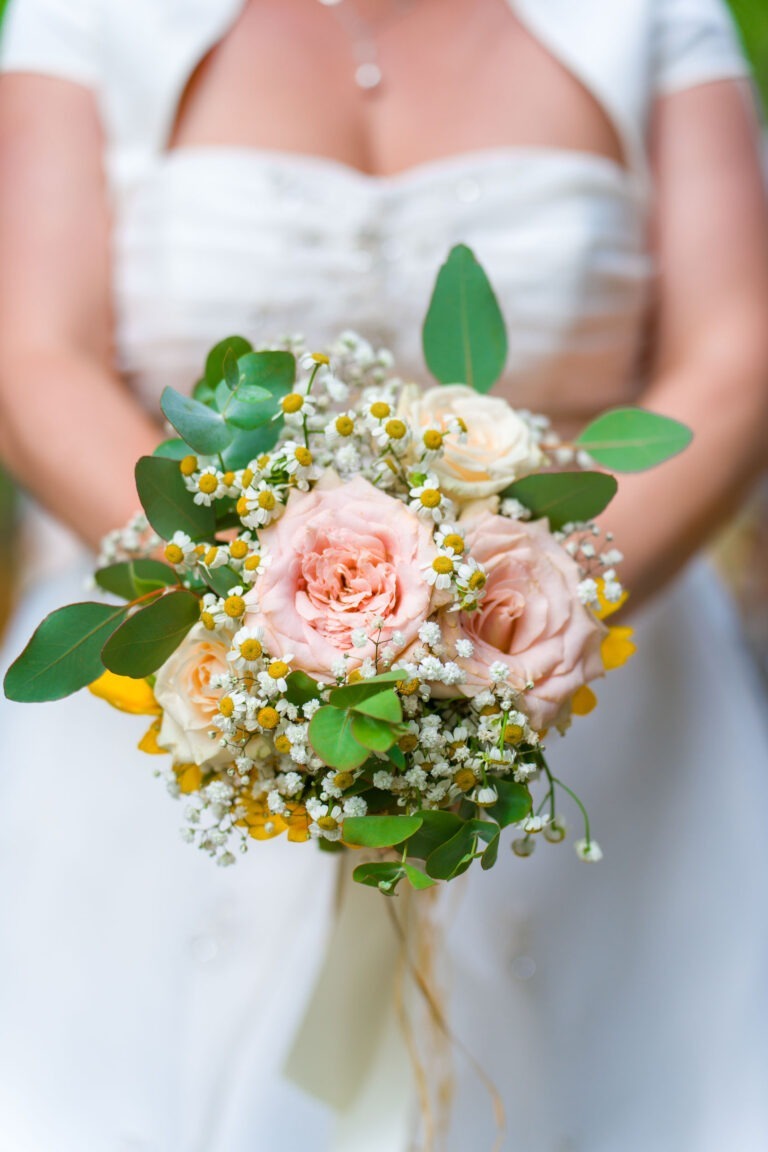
317;0;415;93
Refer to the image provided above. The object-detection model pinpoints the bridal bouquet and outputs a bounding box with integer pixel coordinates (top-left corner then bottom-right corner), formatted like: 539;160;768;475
4;247;690;893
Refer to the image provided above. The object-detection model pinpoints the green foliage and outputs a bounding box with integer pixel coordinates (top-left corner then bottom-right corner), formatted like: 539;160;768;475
422;244;508;393
285;670;322;707
204;336;254;389
135;455;215;540
576;408;693;473
101;590;200;677
485;777;533;827
202;564;242;597
343;814;423;847
328;670;406;709
308;706;372;770
160;388;232;455
94;559;177;601
3;602;129;702
503;471;618;529
728;0;768;109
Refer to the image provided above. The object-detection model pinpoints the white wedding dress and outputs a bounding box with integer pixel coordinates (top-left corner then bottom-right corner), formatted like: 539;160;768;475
2;1;768;1150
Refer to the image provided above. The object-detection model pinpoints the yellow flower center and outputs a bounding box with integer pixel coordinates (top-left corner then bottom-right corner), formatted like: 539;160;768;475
504;723;525;746
224;595;246;618
236;496;249;517
423;429;443;450
453;768;476;792
419;489;441;509
244;554;262;572
369;401;391;419
317;815;339;832
442;533;465;554
397;733;419;752
294;446;313;467
200;611;216;631
198;474;218;494
456;417;468;433
219;696;235;718
480;704;501;717
164;543;184;565
282;393;304;414
239;638;263;660
468;571;486;591
432;556;454;575
204;546;219;566
333;771;355;790
257;706;280;730
241;467;254;487
346;669;363;684
274;734;292;754
258;490;276;510
256;454;271;469
335;415;354;436
311;352;330;365
396;679;421;697
229;539;249;560
385;418;407;440
222;471;235;487
268;660;290;679
179;455;198;477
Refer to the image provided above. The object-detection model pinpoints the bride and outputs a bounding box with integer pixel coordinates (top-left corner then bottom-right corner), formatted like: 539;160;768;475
1;0;768;1148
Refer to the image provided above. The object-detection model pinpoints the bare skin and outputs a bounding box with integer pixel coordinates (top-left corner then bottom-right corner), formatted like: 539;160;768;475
0;0;767;612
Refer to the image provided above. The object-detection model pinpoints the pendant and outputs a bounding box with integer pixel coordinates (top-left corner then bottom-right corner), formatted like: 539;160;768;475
355;61;383;90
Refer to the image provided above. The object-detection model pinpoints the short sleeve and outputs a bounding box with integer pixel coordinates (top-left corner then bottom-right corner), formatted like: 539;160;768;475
0;0;99;88
653;0;751;96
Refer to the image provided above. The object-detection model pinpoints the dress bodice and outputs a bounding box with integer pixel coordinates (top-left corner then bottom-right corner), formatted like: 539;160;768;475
113;145;652;428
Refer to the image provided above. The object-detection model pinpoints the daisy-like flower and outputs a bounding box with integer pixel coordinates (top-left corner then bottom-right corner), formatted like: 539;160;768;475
163;530;200;573
425;552;456;592
277;390;318;428
306;799;344;841
575;838;603;862
455;557;488;610
187;465;224;507
239;482;283;529
279;441;323;490
227;625;266;672
370;416;411;453
324;411;357;446
408;474;454;524
257;656;293;696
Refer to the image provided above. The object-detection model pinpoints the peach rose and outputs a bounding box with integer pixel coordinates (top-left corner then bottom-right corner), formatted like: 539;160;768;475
443;514;606;731
397;384;544;500
154;624;230;768
247;473;443;679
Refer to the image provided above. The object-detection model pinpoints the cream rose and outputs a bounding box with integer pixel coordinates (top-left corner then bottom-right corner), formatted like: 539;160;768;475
443;514;606;732
397;384;544;500
154;624;230;768
246;472;444;680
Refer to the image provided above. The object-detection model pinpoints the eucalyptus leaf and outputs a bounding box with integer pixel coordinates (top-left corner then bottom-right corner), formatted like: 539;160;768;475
343;814;423;848
308;706;370;771
329;670;407;710
205;336;253;389
425;823;477;880
422;244;507;393
203;565;242;597
135;456;216;541
4;602;129;703
153;438;190;460
352;862;406;894
481;831;501;871
405;809;465;861
160;387;232;455
223;347;240;391
576;407;693;472
485;778;532;828
221;420;283;469
349;712;399;753
502;471;618;530
94;560;178;602
404;863;437;890
192;379;217;407
285;670;322;707
101;590;200;677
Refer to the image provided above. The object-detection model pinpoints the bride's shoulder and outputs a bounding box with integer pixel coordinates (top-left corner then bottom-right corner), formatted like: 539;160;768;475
648;0;751;96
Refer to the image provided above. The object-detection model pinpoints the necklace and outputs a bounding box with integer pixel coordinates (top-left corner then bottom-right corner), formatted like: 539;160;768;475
317;0;415;93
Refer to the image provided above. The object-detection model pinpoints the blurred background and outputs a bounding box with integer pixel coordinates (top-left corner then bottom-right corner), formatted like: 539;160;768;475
0;0;766;678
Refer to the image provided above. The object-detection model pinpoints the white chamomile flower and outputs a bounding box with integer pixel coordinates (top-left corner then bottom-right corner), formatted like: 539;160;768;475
324;411;357;446
425;552;456;591
575;838;603;862
200;544;230;571
473;784;499;807
241;481;282;528
370;416;411;453
307;800;344;841
227;625;266;671
455;558;488;610
408;474;454;524
257;655;293;696
163;530;200;572
189;465;223;507
279;441;322;489
278;390;317;427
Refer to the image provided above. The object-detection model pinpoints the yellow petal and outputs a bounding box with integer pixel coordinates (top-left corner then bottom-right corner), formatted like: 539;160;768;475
89;670;160;716
594;578;629;620
138;718;166;755
175;763;204;794
601;626;636;670
571;685;598;716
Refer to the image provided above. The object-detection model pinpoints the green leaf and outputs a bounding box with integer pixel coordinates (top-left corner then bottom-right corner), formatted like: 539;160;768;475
221;421;283;470
352;862;406;894
153;437;190;460
285;670;322;707
223;347;240;391
485;778;532;828
205;336;253;389
422;244;508;393
160;387;232;455
387;745;406;771
203;565;242;597
350;689;403;723
343;814;423;848
329;670;407;710
4;602;129;702
192;379;217;407
425;823;477;880
94;559;178;602
349;712;399;753
481;831;501;871
466;818;500;845
576;407;693;473
502;471;618;531
404;863;437;890
101;590;200;677
222;351;296;431
405;809;465;861
135;456;216;541
308;706;370;770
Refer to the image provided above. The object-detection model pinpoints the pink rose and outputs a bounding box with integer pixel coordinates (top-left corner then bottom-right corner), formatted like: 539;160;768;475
247;473;442;679
443;514;606;731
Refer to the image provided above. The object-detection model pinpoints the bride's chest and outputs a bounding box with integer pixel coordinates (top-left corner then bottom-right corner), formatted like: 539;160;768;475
112;149;654;425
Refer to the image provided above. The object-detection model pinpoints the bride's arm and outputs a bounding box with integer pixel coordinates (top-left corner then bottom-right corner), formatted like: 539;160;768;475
0;76;160;552
600;78;768;614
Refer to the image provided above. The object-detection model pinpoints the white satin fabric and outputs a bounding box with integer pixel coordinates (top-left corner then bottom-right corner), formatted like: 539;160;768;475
1;1;767;1150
